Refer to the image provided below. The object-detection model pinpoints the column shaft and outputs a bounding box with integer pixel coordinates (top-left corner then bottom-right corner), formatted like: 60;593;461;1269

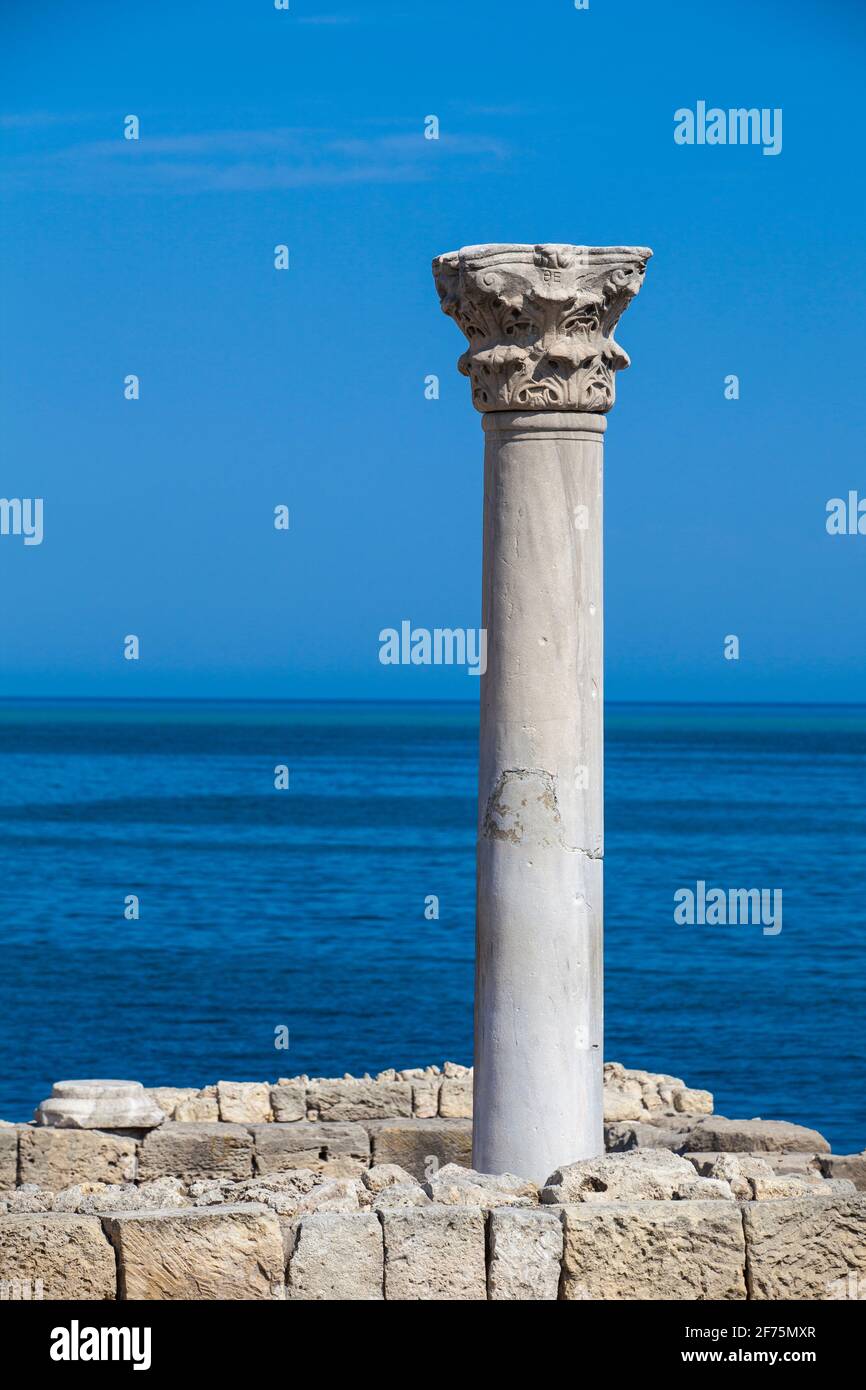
474;412;604;1182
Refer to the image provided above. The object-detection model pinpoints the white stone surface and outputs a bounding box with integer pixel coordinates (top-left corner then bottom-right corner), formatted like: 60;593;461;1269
35;1080;164;1131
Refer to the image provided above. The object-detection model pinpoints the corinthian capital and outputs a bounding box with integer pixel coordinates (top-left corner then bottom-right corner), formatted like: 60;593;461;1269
432;243;651;413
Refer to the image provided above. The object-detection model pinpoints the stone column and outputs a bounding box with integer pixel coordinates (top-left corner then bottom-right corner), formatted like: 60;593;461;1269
432;244;651;1183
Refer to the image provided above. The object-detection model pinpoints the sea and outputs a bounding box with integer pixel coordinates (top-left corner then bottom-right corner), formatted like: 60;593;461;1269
0;699;863;1154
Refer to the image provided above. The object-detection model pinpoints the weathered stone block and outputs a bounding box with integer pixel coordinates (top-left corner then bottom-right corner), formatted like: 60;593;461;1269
750;1174;848;1199
251;1122;369;1176
684;1117;830;1155
673;1087;713;1115
0;1213;116;1299
560;1200;747;1300
138;1123;252;1182
217;1081;272;1124
288;1211;383;1300
270;1082;306;1123
306;1080;413;1122
542;1149;708;1204
104;1204;284;1300
425;1163;537;1209
18;1128;137;1188
362;1163;417;1195
603;1092;645;1123
0;1125;18;1188
145;1087;199;1120
382;1205;486;1300
687;1150;824;1179
412;1080;440;1118
173;1094;219;1122
439;1078;473;1118
819;1153;866;1191
743;1196;866;1300
373;1183;431;1211
605;1117;702;1152
488;1208;563;1300
367;1119;472;1181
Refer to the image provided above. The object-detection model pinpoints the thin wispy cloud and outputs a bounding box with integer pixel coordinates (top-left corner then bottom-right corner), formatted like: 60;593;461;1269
0;110;84;131
0;123;509;193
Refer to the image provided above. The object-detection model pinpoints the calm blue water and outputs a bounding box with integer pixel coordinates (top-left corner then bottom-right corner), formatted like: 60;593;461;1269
0;700;863;1154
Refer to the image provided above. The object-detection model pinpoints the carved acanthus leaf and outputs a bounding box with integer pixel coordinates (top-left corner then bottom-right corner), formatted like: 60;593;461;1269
432;243;651;413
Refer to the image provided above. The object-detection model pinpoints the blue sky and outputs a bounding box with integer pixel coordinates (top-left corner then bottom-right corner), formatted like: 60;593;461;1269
1;0;865;700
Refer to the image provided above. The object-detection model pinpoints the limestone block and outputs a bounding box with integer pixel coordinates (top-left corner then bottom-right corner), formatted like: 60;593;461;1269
5;1184;54;1213
743;1196;866;1300
187;1171;320;1214
488;1208;563;1300
602;1067;646;1122
687;1150;824;1180
686;1152;775;1197
217;1081;272;1124
819;1153;866;1191
382;1205;486;1300
291;1178;363;1215
367;1119;472;1181
439;1079;473;1119
542;1148;703;1203
424;1163;537;1210
605;1117;703;1152
138;1123;252;1182
748;1174;846;1199
173;1094;219;1123
560;1200;747;1300
251;1122;369;1176
603;1092;645;1123
270;1082;306;1123
0;1213;116;1299
372;1183;431;1211
53;1178;188;1214
675;1178;734;1200
769;1151;826;1176
0;1125;17;1188
412;1080;440;1118
18;1128;137;1188
673;1087;713;1115
361;1163;417;1195
35;1080;164;1131
685;1117;830;1154
145;1087;198;1120
104;1204;285;1300
306;1080;412;1123
288;1212;383;1300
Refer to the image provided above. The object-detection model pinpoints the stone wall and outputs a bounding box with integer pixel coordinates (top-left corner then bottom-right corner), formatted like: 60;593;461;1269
2;1062;864;1301
3;1173;865;1301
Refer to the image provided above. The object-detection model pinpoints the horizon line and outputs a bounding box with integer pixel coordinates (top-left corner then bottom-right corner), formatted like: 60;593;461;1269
0;696;865;710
